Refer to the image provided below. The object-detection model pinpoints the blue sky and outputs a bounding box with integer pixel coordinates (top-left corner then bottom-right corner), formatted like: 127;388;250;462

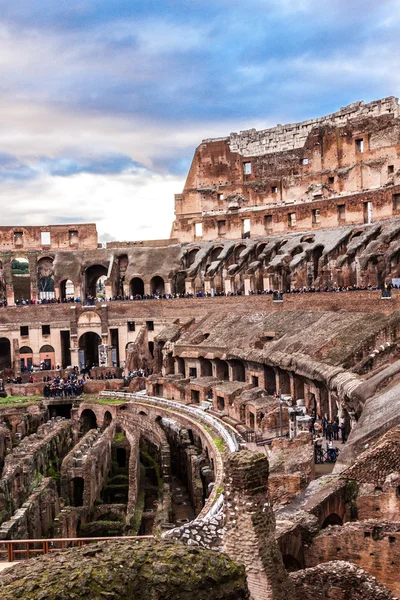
0;0;399;241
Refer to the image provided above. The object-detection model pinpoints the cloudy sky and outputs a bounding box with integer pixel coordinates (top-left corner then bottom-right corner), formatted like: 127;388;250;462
0;0;399;242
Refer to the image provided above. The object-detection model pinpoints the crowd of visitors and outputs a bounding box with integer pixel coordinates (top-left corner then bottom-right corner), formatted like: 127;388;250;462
43;374;84;398
312;416;346;463
0;283;394;308
122;368;149;386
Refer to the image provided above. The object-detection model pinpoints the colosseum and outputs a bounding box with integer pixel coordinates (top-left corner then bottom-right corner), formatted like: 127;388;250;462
0;97;399;599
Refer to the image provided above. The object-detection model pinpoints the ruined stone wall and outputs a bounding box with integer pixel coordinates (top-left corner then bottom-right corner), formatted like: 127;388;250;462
172;97;400;242
290;561;395;600
60;426;113;509
303;522;400;597
223;450;294;600
0;224;98;251
0;419;73;523
0;477;59;540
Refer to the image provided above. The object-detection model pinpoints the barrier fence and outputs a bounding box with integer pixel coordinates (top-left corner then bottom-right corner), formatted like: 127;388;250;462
0;535;154;562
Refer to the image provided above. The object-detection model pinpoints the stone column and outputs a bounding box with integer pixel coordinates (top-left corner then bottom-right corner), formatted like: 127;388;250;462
244;276;252;295
224;277;232;295
263;275;271;292
164;281;171;295
224;450;294;600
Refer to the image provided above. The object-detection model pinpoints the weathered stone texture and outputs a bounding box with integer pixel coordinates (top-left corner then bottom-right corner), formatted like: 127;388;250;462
290;560;395;600
0;540;249;600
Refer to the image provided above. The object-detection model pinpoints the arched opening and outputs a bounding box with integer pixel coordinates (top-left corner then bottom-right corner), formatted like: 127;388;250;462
0;338;11;371
37;257;55;300
11;257;30;303
79;332;102;370
103;411;112;428
19;345;33;372
85;264;108;299
186;248;199;267
171;271;186;295
39;344;55;370
230;359;245;382
80;409;97;434
209;246;223;263
117;254;129;296
322;513;343;528
257;243;268;258
282;555;302;572
60;279;74;301
72;477;84;507
313;246;324;281
214;358;229;381
130;277;144;297
199;357;213;377
234;244;247;263
150;276;165;296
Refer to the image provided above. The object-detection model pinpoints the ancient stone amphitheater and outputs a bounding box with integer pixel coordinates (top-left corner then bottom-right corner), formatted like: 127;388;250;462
0;97;399;598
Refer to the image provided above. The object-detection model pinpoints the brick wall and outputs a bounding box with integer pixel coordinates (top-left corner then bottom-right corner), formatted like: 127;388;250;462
304;521;400;596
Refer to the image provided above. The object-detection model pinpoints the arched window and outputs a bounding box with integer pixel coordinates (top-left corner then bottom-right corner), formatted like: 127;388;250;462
130;277;144;297
150;276;165;296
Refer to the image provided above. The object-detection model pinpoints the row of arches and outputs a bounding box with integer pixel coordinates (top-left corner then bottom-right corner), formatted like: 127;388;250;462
5;256;168;303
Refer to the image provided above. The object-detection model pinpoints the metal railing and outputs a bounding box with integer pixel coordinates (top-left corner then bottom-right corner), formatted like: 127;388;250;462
0;535;154;562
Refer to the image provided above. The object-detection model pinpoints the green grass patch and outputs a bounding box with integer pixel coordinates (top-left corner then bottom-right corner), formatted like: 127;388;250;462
0;394;43;406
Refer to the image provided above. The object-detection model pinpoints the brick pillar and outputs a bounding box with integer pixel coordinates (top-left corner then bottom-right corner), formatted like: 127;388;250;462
224;450;294;600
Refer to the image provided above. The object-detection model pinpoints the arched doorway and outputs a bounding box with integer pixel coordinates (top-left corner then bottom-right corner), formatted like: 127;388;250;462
11;257;30;303
80;409;97;434
40;345;55;370
0;338;11;371
20;346;33;372
85;265;108;299
79;332;102;370
150;276;165;296
37;257;55;300
130;277;144;297
60;279;74;301
282;555;302;572
322;513;343;528
103;411;112;428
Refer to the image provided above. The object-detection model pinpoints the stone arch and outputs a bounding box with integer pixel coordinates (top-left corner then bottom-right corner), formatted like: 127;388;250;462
209;246;223;263
11;257;30;303
234;243;247;261
117;254;129;296
186;248;200;267
312;245;324;281
40;344;55;370
60;279;75;301
150;275;165;295
79;331;102;369
37;256;55;300
322;513;343;528
130;277;144;297
282;555;302;572
80;408;97;434
214;358;229;381
85;264;108;298
103;411;112;428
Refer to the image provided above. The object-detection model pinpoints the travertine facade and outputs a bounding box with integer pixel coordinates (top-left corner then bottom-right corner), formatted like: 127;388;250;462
171;96;400;242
